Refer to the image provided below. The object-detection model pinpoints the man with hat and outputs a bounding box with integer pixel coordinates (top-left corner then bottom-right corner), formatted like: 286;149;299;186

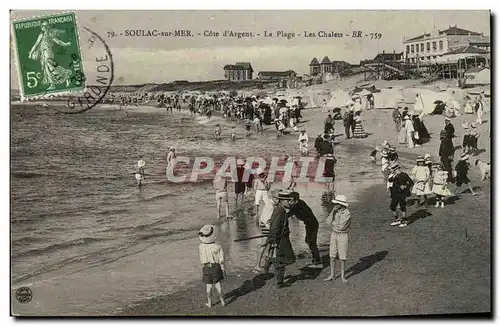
387;147;399;164
439;129;455;182
263;190;296;288
287;192;322;268
387;162;414;228
343;102;355;139
324;194;351;283
444;118;455;141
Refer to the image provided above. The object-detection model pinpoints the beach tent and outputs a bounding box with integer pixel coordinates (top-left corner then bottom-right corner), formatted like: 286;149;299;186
373;88;403;109
326;90;351;108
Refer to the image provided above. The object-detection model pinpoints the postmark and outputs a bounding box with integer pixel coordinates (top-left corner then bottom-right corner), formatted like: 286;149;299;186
12;12;85;100
15;287;33;304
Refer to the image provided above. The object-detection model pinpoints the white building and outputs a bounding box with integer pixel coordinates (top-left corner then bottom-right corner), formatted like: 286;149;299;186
403;26;489;64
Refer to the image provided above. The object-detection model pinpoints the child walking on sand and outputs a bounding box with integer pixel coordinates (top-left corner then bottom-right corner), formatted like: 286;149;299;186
198;225;227;307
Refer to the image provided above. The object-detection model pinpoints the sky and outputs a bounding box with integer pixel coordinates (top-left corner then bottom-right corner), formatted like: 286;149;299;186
10;10;490;85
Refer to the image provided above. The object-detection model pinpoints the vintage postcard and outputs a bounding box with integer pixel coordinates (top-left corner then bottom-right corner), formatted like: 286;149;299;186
10;10;491;317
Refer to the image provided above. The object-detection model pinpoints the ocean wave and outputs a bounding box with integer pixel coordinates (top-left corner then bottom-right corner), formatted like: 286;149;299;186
12;237;106;259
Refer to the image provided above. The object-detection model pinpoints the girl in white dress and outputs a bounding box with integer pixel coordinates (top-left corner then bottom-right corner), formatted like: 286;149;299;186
432;164;453;208
411;156;433;206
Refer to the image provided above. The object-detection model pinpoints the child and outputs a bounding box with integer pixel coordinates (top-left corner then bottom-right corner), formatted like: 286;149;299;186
213;175;230;219
135;158;146;187
370;147;379;163
230;126;237;141
380;149;390;180
455;152;477;196
298;130;309;155
432;163;453;208
470;123;479;156
214;124;222;140
245;120;252;138
198;225;227;307
411;156;432;206
324;194;351;284
387;163;414;228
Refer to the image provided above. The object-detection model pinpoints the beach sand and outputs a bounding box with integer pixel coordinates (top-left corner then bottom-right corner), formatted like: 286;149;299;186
119;91;491;316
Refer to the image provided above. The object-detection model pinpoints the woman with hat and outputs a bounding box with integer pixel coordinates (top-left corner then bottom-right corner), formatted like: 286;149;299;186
352;110;367;138
393;107;403;132
387;162;414;228
253;168;271;225
166;146;176;169
397;109;407;144
404;114;415;148
439;129;455;182
410;156;433;206
324;194;351;283
432;163;453;208
454;153;477;196
135;158;146;187
260;190;296;288
298;129;309;155
198;224;227;307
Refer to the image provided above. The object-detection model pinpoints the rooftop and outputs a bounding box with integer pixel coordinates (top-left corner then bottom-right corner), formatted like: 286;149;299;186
320;56;331;64
404;25;484;43
443;45;490;55
310;58;320;66
466;66;489;73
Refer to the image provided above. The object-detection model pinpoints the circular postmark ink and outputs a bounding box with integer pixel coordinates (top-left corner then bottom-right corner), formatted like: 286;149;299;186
15;287;33;304
54;27;114;114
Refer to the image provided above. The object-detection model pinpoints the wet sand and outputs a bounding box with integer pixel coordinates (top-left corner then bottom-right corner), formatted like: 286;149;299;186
120;103;491;316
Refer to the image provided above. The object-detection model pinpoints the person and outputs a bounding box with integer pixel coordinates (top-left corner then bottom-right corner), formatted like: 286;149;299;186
404;115;415;148
298;130;309;155
398;109;407;144
444;118;455;142
263;190;296;288
393;108;403;132
314;133;323;154
253;168;271;224
28;21;73;90
470;123;480;156
324;194;351;284
462;122;472;154
439;130;455;182
464;96;474;114
455;152;477;196
387;146;399;164
214;124;222;140
380;149;390;180
387;163;414;228
432;163;453;208
198;225;226;307
213;175;230;219
253;115;262;133
323;153;337;195
322;99;328;113
230;126;236;141
352;111;367;138
282;158;298;191
234;159;247;206
287;192;322;268
245;120;252;138
135;158;146;187
342;107;352;139
166;146;176;170
410;156;433;206
475;96;484;125
324;114;334;135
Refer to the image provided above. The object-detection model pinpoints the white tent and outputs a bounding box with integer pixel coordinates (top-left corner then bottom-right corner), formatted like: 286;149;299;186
326;90;351;108
373;89;403;109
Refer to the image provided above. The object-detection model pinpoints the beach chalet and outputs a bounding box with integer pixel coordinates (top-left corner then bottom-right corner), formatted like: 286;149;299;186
223;62;254;81
403;25;490;65
463;66;490;86
257;70;296;80
309;57;352;76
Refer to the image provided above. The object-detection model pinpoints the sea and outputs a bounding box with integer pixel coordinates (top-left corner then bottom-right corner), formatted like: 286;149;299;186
12;103;376;315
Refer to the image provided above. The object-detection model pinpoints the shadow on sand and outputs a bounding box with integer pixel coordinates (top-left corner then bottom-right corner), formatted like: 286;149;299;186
345;250;388;279
225;272;275;305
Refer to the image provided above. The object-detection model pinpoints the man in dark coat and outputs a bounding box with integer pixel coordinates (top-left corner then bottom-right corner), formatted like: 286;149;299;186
444;118;455;140
265;191;296;288
287;192;321;267
439;130;455;182
343;109;352;139
320;135;334;156
324;114;334;134
387;163;414;228
314;134;323;154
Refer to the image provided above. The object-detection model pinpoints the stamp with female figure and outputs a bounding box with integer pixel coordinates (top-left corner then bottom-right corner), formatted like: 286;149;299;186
12;12;85;99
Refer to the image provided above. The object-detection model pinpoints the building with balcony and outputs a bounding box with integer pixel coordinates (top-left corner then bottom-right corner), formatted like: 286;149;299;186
309;56;351;76
403;25;489;65
223;62;253;81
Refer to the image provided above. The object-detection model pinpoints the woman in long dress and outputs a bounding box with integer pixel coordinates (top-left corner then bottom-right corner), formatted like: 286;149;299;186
352;111;367;138
475;97;484;125
404;115;415;148
29;21;73;90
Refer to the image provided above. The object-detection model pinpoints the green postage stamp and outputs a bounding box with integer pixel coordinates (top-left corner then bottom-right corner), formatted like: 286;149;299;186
12;12;85;99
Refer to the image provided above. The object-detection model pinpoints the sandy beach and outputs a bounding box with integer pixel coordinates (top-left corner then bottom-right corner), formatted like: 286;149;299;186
117;87;491;316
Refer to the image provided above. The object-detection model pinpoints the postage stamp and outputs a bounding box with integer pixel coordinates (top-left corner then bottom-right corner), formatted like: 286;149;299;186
12;12;85;99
